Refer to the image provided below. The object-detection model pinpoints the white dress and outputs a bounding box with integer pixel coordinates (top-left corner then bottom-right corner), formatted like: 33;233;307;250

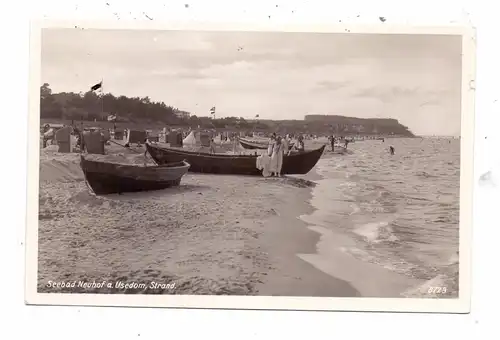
267;139;274;156
270;142;284;174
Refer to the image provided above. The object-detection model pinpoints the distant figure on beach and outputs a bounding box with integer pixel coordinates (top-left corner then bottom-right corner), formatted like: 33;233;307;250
296;135;305;152
209;138;216;154
330;135;335;151
73;126;83;150
270;136;284;177
344;138;349;148
42;126;56;148
232;135;239;154
297;136;306;152
389;146;395;155
283;134;290;155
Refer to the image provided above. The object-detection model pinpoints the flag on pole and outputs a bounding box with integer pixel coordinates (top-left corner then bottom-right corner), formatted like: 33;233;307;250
210;106;216;115
91;81;103;91
255;114;259;118
107;114;117;122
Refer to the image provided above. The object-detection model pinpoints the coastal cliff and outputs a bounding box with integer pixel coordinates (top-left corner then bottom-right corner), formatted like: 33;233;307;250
303;115;415;137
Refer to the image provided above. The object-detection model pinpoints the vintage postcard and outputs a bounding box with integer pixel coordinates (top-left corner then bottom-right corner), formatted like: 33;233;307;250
25;20;475;313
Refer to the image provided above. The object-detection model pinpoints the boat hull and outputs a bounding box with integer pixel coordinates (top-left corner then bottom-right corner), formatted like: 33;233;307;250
146;143;325;176
82;171;183;195
80;156;190;195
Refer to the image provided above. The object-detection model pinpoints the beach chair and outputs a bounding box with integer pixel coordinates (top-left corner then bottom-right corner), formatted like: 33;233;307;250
55;126;71;153
83;131;105;155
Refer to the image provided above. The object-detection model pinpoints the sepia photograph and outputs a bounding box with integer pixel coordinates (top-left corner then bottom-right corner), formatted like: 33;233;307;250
25;21;474;313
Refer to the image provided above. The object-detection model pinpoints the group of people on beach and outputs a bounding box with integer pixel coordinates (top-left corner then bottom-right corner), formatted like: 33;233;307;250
265;133;305;177
328;135;351;151
41;124;84;150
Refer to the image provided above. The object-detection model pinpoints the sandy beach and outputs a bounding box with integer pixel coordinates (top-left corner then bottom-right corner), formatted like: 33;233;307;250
37;137;459;299
37;142;360;296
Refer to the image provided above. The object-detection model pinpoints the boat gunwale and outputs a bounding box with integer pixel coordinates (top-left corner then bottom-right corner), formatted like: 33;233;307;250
239;137;268;144
147;143;326;159
238;139;268;150
239;138;295;149
80;155;190;171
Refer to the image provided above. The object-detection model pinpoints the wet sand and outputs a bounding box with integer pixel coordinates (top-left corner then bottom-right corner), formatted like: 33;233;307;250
256;195;361;297
37;145;359;296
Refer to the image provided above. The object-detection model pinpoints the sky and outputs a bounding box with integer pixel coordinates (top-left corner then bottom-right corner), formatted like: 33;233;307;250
40;28;463;136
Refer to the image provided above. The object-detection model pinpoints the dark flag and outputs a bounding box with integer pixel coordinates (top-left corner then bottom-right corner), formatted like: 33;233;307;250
91;81;102;91
255;114;259;118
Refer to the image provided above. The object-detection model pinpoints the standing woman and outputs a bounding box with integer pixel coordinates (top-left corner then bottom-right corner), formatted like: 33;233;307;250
268;133;277;157
270;136;284;177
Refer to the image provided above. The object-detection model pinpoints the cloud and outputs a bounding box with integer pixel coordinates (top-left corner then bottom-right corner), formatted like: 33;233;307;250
315;80;351;92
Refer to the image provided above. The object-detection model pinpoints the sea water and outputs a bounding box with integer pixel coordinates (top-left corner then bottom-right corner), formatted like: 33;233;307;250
299;138;460;298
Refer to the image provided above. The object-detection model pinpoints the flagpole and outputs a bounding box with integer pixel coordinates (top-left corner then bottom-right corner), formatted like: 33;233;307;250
100;79;104;118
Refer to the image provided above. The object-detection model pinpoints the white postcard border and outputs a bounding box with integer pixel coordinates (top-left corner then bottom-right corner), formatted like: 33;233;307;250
25;20;475;313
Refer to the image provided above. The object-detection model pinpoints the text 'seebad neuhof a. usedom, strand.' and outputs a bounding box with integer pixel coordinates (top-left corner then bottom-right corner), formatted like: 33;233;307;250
45;280;176;290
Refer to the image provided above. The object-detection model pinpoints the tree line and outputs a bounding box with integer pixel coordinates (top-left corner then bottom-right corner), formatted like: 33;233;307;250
40;83;414;136
40;83;270;130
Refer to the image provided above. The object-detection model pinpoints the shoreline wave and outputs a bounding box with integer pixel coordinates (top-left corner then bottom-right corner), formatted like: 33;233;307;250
297;138;460;298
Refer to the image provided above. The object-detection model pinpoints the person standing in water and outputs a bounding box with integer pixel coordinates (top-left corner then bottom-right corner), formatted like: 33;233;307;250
344;137;350;149
330;135;335;151
389;146;395;155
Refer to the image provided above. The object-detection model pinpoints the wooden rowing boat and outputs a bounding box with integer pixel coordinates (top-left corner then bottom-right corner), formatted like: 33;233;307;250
239;137;294;150
239;138;268;150
145;143;325;176
80;155;190;195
